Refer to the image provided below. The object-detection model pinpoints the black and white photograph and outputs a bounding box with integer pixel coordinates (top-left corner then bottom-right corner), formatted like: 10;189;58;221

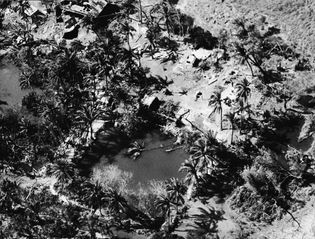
0;0;315;238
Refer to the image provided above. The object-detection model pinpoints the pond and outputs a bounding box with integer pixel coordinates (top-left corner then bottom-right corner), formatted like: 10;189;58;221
94;132;187;190
1;61;188;191
0;62;26;108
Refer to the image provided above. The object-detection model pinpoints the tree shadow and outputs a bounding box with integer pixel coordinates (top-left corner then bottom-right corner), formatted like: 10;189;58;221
77;126;129;174
196;169;241;201
188;206;225;237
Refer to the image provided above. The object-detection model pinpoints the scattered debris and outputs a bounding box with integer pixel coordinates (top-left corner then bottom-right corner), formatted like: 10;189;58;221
63;25;80;39
195;91;203;101
142;95;161;111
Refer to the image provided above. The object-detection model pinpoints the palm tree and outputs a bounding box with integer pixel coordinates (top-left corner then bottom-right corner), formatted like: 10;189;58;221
235;78;251;104
156;195;176;225
106;189;128;214
189;206;224;238
75;101;107;140
81;181;107;215
166;178;186;208
233;18;249;40
233;42;254;76
179;159;200;185
127;141;145;160
224;112;236;144
47;159;78;184
208;91;223;131
189;138;217;173
106;189;154;229
55;48;84;90
235;99;253;119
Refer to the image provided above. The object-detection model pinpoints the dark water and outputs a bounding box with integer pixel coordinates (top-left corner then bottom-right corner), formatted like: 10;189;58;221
0;62;26;107
98;132;187;189
0;62;187;189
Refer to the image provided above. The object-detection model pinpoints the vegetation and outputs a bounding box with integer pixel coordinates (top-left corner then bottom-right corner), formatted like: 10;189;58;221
208;90;223;130
0;0;314;238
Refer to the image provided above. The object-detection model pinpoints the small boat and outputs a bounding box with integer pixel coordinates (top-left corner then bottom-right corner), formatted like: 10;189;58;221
165;146;183;153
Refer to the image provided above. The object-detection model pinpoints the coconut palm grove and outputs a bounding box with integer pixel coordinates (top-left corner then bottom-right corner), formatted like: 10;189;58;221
0;0;315;238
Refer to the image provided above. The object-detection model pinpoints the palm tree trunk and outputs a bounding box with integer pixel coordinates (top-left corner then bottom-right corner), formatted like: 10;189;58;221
193;171;200;185
245;58;254;76
104;73;108;91
249;54;266;79
168;208;171;226
220;110;223;131
90;123;94;140
99;205;103;216
139;0;143;23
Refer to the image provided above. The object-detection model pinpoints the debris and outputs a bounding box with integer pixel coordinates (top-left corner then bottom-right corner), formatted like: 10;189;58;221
192;58;201;67
192;48;212;60
208;79;218;85
65;17;77;28
63;25;80;39
195;91;203;101
178;89;188;95
165;146;183;152
164;89;173;96
142;95;161;111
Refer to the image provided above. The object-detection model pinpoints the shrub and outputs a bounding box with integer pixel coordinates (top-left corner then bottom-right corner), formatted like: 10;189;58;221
128;180;167;218
230;186;282;224
261;36;299;59
92;164;133;193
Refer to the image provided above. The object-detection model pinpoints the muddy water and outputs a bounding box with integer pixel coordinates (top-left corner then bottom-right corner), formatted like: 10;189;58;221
0;62;26;107
98;132;187;190
0;62;188;189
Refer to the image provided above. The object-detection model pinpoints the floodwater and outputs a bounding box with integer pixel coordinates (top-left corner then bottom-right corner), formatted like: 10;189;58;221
0;62;26;107
0;61;188;189
97;132;187;189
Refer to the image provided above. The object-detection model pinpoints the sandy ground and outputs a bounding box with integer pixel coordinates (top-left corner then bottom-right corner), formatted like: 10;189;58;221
2;1;315;238
177;0;315;63
129;23;247;237
140;40;251;144
130;1;315;236
175;197;241;238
